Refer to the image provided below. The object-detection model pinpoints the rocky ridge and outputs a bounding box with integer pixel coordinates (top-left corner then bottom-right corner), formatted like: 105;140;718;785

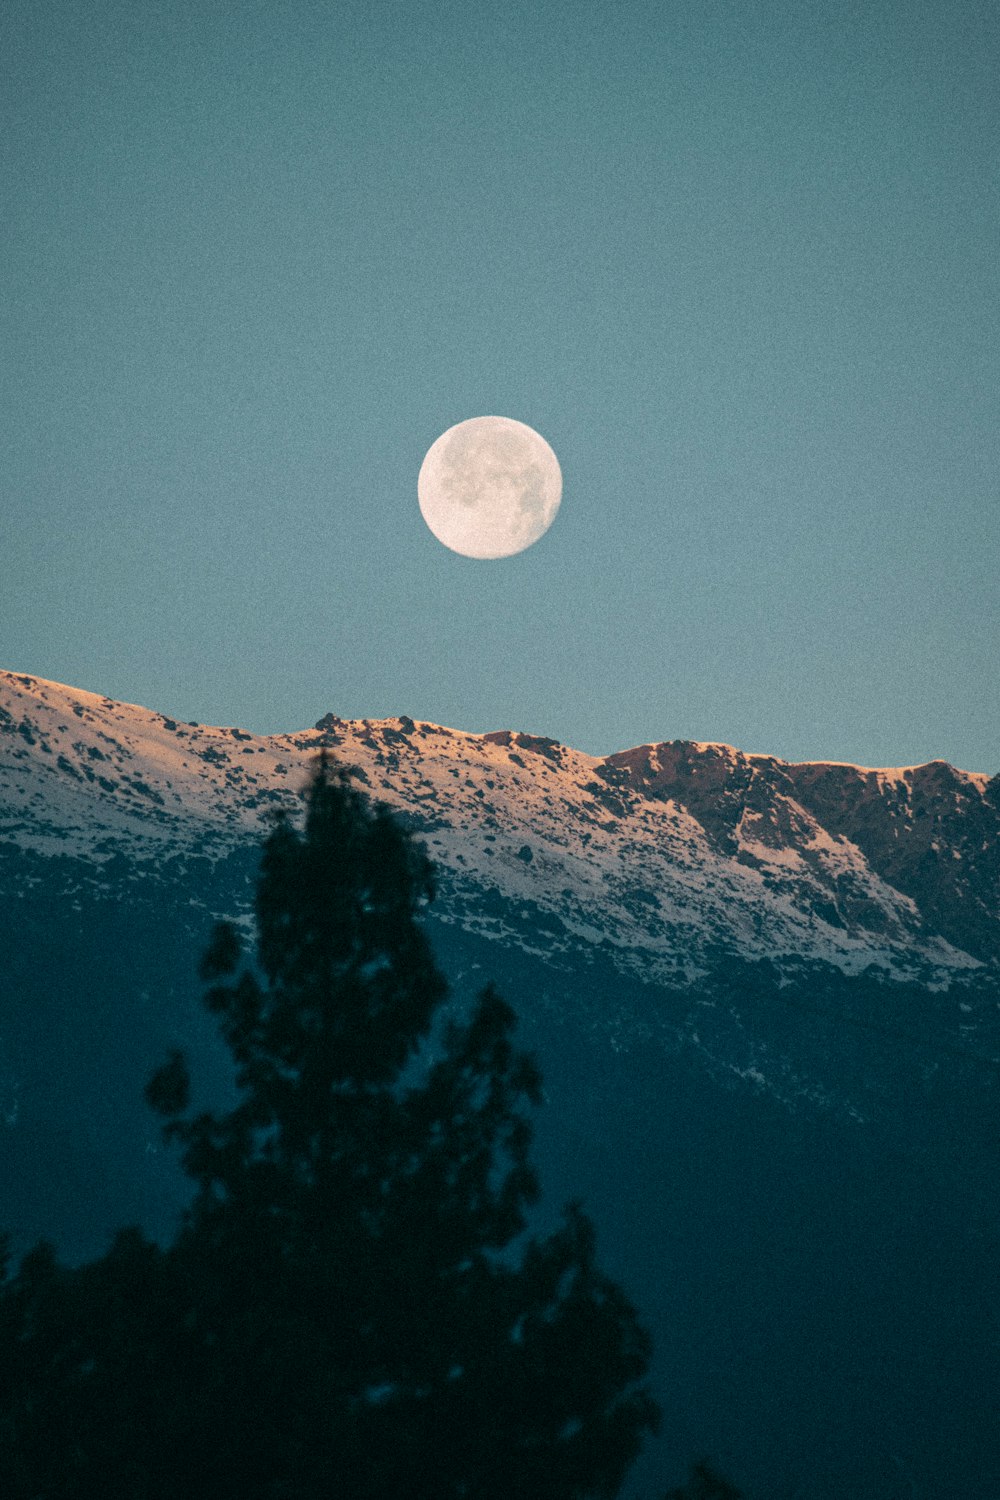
2;669;996;988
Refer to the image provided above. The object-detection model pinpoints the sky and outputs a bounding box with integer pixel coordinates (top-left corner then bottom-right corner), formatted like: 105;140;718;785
3;0;998;771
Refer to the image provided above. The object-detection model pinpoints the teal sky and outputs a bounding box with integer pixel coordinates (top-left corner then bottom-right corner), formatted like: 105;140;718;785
3;0;998;770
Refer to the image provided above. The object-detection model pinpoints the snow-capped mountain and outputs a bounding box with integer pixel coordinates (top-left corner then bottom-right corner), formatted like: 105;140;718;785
2;669;996;987
3;668;1000;1497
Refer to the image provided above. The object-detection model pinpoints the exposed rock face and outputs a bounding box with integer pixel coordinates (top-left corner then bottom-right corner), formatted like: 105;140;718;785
598;739;1000;965
788;759;1000;964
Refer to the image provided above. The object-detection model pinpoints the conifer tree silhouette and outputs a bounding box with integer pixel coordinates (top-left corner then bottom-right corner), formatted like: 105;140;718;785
0;755;658;1499
663;1459;743;1500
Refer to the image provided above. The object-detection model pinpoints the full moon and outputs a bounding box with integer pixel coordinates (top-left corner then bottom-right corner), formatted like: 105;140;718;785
418;416;562;559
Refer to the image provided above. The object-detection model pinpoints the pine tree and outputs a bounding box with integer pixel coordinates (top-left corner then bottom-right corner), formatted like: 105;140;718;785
0;755;658;1498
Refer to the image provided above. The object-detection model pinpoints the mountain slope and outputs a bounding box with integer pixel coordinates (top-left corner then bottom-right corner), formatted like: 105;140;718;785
2;669;995;987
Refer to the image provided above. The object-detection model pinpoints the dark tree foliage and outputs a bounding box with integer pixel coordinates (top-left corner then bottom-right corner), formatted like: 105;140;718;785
663;1459;743;1500
0;756;658;1498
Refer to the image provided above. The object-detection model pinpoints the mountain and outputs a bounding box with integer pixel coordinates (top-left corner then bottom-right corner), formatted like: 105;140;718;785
2;668;999;1498
3;668;997;979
